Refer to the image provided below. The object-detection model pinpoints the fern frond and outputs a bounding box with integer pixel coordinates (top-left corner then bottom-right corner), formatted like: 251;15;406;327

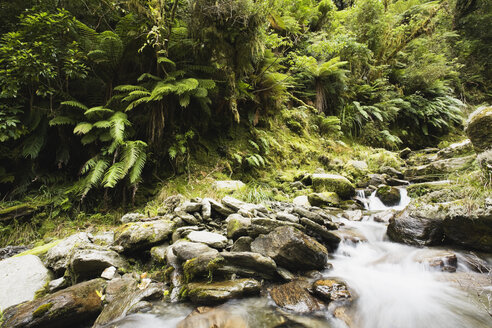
93;120;112;129
103;162;126;188
129;150;147;184
137;73;161;82
84;106;114;118
74;122;93;135
61;100;88;111
110;112;130;143
114;84;148;92
126;96;151;111
49;116;76;126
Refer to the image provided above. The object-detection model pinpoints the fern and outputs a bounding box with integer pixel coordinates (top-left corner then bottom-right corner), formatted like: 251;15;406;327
114;85;148;92
74;122;93;135
110;112;130;143
102;162;126;188
61;100;88;111
128;150;147;184
84;106;114;118
49;116;76;126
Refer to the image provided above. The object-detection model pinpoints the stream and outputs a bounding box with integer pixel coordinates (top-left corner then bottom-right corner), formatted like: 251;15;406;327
108;189;492;328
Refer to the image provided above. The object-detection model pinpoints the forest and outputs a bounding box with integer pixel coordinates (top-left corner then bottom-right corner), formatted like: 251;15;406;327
0;0;490;241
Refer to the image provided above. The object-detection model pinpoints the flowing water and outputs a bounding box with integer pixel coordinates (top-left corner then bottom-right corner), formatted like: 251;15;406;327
110;189;491;328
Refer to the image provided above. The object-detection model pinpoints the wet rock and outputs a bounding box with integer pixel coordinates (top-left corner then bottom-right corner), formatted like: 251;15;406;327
344;160;368;180
161;195;186;213
413;250;458;272
308;192;340;207
293;195;310;207
299;218;341;248
270;280;324;313
213;180;246;192
114;219;176;251
1;278;106;328
250;226;328;272
311;173;355;199
0;255;52;310
201;199;212;220
44;232;92;274
231;236;253;252
69;245;127;282
251;217;303;232
442;203;492;252
172;226;200;243
0;245;29;260
222;196;267;214
342;209;363;221
386;178;410;186
312;279;352;303
177;306;248;328
404;155;475;181
186;279;261;304
93;279;164;327
275;211;299;223
180;201;202;213
172;241;219;263
226;214;251;239
187;231;228;249
218;252;277;279
399;147;412;159
387;204;445;246
465;106;492;153
120;212;145;224
406;180;452;198
150;243;170;263
376;185;401;206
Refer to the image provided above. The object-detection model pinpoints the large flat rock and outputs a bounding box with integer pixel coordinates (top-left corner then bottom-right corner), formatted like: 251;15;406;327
0;255;52;310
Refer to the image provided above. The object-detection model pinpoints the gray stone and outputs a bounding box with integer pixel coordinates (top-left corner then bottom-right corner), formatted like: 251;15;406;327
181;201;202;213
120;213;145;224
275;211;299;223
226;214;251;239
308;192;341;207
218;251;277;279
175;211;200;225
171;241;219;263
437;139;474;159
376;185;401;206
92;232;115;246
222;196;267;214
293;195;310;207
404;155;475;181
186;279;260;304
172;226;200;243
250;226;328;272
299;218;341;248
44;232;93;274
231;236;253;252
69;246;127;282
48;277;68;293
114;219;176;251
270;280;325;313
251;217;303;231
206;198;236;217
101;266;119;280
0;255;52;310
201;199;212;220
379;166;403;179
186;231;228;249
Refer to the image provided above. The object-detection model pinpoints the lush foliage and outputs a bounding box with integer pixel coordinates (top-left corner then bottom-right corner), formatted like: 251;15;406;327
0;0;488;208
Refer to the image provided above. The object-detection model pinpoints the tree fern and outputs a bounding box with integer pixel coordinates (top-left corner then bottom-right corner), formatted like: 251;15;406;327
74;122;93;135
49;116;76;126
110;112;130;143
84;106;114;118
61;100;88;111
102;162;126;188
128;150;147;184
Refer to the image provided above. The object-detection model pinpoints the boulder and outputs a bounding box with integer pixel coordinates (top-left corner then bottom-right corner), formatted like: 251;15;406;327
275;211;299;223
311;174;355;199
172;241;219;263
312;279;352;303
412;250;458;272
376;185;401;206
231;236;253;252
93;278;164;327
177;306;247;328
269;280;324;313
387;203;445;246
465;106;492;153
114;219;176;251
206;198;235;217
150;243;169;263
0;255;52;310
437;139;474;159
69;245;127;282
299;218;341;249
250;226;328;272
1;279;106;328
213;180;246;192
186;279;261;304
186;231;228;249
120;212;144;224
307;192;340;207
344;160;368;180
404;155;475;181
0;245;29;260
226;214;251;239
44;232;92;274
217;252;277;279
292;195;310;207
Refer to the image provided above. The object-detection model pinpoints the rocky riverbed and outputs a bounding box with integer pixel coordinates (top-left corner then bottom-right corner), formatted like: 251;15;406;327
1;122;491;328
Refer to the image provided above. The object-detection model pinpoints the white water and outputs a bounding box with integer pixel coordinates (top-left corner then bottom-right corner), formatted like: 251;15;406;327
107;190;491;328
328;193;492;328
357;187;411;211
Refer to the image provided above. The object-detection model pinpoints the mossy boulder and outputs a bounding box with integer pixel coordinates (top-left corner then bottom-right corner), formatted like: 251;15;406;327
185;278;261;304
308;192;341;207
226;214;251;239
404;155;475;181
1;279;106;328
376;185;401;206
406;181;452;198
465;106;492;153
114;219;176;252
311;174;355;199
250;226;328;272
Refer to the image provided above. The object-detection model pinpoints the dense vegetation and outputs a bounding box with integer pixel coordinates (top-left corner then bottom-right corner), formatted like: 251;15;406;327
0;0;490;231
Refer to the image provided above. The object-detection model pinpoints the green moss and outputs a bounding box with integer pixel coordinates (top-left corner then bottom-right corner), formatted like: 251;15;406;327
14;240;61;258
32;302;53;318
183;258;198;283
206;256;225;282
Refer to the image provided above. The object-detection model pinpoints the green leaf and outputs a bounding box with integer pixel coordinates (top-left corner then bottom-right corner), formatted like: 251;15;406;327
49;116;76;126
74;122;93;135
61;100;88;111
103;162;126;188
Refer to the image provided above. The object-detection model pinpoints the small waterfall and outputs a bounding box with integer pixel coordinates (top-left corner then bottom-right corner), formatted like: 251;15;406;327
363;187;411;211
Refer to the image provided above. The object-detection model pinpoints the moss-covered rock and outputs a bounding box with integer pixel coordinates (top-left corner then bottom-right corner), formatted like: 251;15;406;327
406;181;452;198
185;278;261;304
114;219;176;252
311;174;355;199
465;106;492;153
308;192;341;207
376;185;401;206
